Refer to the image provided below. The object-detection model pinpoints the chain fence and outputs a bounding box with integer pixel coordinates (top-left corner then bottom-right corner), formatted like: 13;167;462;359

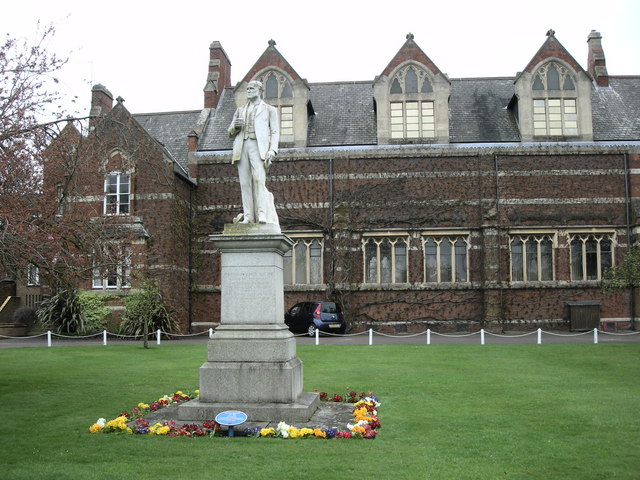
1;327;639;348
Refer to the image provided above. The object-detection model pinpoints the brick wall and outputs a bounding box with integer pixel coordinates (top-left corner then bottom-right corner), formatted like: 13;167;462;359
190;146;635;332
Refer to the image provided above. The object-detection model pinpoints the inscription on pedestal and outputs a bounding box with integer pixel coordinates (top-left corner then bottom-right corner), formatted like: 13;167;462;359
222;268;281;324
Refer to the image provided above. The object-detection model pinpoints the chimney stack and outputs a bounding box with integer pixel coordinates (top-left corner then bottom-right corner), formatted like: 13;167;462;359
204;41;232;109
587;30;609;87
89;84;114;127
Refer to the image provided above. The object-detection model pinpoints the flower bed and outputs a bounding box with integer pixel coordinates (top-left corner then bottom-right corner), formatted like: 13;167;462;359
89;388;381;439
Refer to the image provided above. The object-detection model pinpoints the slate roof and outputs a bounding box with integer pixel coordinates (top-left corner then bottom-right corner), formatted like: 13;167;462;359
135;76;640;158
307;82;377;147
134;110;201;169
592;77;640;141
198;89;235;151
449;77;520;143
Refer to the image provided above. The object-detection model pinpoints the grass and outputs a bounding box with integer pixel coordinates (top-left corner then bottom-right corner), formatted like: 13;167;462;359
1;343;638;479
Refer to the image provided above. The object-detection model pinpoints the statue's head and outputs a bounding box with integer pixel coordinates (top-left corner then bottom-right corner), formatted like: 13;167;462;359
246;80;263;99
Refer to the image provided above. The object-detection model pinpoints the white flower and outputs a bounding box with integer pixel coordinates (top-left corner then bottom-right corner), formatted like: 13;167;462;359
96;418;106;427
363;397;381;408
276;421;290;432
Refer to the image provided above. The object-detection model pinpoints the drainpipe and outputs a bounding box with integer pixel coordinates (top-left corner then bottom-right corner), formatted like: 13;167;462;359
623;153;636;330
494;154;504;325
188;183;194;333
328;157;335;294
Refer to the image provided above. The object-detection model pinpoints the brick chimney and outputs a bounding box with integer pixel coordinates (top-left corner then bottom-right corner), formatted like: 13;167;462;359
204;41;232;109
89;84;114;127
587;30;609;87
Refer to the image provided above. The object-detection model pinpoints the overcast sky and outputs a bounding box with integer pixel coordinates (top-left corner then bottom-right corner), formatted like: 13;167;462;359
3;0;639;117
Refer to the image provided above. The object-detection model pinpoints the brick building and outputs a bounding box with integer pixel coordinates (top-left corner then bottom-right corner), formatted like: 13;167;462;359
41;30;640;333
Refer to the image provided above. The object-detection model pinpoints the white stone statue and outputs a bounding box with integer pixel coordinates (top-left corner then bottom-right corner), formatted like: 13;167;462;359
228;80;280;227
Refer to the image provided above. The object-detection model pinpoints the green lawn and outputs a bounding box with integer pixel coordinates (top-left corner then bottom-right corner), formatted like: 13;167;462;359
1;344;638;479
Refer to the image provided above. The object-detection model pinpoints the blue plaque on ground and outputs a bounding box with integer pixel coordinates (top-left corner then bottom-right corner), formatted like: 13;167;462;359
215;410;247;437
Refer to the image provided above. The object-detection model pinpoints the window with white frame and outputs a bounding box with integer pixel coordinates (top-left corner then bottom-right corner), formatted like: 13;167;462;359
283;237;323;285
569;233;613;281
92;244;131;289
532;62;578;137
104;173;130;215
390;101;435;139
363;236;408;284
423;235;469;283
510;234;554;282
27;264;40;286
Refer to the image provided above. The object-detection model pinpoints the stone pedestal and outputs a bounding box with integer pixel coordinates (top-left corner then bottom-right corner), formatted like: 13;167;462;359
178;223;318;423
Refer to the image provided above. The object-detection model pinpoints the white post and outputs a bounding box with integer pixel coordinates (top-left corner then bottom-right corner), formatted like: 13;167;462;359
315;327;319;346
480;328;485;345
47;330;52;347
156;329;161;345
369;328;373;346
426;328;431;345
593;327;598;344
537;328;542;345
209;328;214;338
103;330;107;346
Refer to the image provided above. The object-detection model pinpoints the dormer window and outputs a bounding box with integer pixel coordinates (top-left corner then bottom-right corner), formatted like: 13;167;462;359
531;62;578;137
389;65;436;140
259;70;294;142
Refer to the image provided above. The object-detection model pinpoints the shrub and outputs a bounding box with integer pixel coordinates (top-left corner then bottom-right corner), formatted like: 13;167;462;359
77;293;112;333
119;280;177;342
37;289;85;334
601;243;640;292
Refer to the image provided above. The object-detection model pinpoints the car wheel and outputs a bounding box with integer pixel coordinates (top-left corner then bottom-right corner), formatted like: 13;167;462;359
307;323;316;337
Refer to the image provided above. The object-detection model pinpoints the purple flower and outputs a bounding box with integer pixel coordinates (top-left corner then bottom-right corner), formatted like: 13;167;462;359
324;428;338;439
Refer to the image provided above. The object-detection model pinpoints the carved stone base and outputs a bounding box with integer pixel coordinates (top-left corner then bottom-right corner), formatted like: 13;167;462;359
182;226;318;424
177;393;319;423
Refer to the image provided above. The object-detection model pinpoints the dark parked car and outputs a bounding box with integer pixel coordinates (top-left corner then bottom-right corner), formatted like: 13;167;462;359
284;301;346;336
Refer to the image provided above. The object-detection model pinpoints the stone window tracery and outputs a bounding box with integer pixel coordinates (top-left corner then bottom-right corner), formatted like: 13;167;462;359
569;233;613;281
532;62;578;136
283;237;323;285
363;236;408;284
422;235;469;283
389;64;435;139
509;234;554;282
258;70;294;139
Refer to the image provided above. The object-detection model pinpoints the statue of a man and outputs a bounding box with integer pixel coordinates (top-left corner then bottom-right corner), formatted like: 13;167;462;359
228;80;280;226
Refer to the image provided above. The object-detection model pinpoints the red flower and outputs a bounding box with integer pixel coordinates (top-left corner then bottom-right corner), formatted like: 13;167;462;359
202;421;218;430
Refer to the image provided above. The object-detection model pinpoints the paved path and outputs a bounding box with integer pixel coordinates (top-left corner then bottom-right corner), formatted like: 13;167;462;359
1;328;639;348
